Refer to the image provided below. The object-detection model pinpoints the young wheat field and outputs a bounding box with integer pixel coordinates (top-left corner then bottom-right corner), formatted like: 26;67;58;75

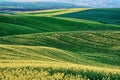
0;8;120;80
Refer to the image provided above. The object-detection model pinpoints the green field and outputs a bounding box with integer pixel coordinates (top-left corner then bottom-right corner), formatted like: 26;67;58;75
0;8;120;80
58;8;120;25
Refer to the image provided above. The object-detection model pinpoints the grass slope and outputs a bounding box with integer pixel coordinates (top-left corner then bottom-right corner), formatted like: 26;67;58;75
58;8;120;25
0;32;120;67
21;8;89;16
0;22;40;36
0;16;120;36
0;8;120;80
0;44;81;63
0;32;120;80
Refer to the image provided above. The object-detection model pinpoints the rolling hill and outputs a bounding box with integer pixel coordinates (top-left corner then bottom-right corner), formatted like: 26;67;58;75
0;16;120;36
0;32;120;67
58;8;120;25
0;8;120;80
0;31;120;80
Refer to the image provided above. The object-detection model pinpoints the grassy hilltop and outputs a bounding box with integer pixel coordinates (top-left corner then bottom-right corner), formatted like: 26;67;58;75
0;16;120;36
58;8;120;25
0;8;120;80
